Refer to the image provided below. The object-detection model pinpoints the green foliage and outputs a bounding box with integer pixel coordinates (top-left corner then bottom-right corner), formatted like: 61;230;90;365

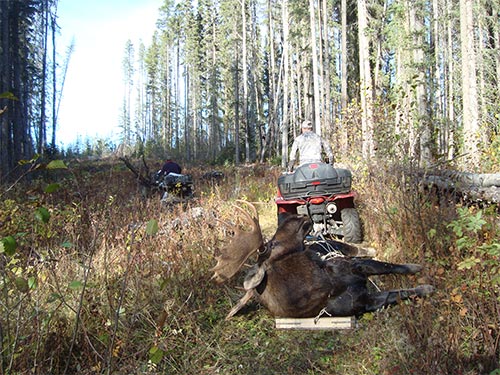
44;182;61;193
447;206;486;239
0;235;17;256
145;219;159;236
148;345;166;365
481;134;500;172
34;206;51;223
46;159;68;169
447;207;500;290
0;91;19;100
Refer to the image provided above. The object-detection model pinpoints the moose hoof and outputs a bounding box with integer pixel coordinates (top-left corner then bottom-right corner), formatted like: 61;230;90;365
405;264;423;274
416;284;435;296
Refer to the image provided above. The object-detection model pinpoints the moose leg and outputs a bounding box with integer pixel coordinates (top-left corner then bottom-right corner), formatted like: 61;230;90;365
226;289;255;320
365;285;434;312
325;285;370;317
352;259;423;276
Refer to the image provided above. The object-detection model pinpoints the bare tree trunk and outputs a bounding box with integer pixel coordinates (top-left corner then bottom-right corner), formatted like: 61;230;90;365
373;0;388;94
51;9;57;148
410;2;432;167
340;0;348;112
433;0;445;157
210;14;220;162
496;16;500;95
477;13;487;145
175;39;181;150
309;0;322;136
494;4;500;139
55;39;73;140
483;2;500;141
340;0;348;152
290;55;298;136
184;68;191;160
242;0;250;163
357;0;374;159
301;40;311;120
122;41;134;147
281;1;290;168
393;19;405;158
234;48;240;165
460;0;480;168
262;0;276;163
1;0;13;179
162;42;171;152
39;0;48;154
316;2;325;131
446;0;455;160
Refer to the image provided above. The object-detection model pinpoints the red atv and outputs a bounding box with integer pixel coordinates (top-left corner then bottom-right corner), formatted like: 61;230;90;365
276;162;363;243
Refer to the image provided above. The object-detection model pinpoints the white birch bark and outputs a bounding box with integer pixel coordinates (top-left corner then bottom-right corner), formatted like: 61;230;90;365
309;0;322;136
460;0;480;168
357;0;374;159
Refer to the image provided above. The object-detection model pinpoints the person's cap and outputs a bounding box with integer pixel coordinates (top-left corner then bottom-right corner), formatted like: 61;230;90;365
301;120;313;129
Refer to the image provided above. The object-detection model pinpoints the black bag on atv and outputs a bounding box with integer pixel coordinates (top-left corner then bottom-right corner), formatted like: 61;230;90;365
278;163;352;199
154;171;194;200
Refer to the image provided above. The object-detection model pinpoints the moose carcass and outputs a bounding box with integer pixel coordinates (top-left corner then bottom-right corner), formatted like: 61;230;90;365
212;202;434;320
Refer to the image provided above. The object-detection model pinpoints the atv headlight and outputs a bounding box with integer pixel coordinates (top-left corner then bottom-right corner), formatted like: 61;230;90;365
326;202;337;214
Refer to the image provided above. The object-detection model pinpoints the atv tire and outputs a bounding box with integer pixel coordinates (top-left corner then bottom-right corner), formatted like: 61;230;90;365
341;208;362;243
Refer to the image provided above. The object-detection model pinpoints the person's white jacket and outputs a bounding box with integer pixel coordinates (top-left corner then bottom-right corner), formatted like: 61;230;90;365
289;131;333;169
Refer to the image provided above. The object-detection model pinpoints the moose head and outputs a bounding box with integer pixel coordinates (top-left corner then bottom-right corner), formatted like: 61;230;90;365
212;201;434;320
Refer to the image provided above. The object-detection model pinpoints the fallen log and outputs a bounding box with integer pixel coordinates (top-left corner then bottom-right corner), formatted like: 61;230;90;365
439;171;500;188
119;156;155;188
419;170;500;205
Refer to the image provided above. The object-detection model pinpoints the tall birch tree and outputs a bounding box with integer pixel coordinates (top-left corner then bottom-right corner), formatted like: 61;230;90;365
357;0;374;159
281;1;290;168
121;40;134;147
460;0;479;168
309;0;322;135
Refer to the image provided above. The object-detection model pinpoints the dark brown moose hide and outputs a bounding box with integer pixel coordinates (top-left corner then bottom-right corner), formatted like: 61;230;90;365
212;202;434;320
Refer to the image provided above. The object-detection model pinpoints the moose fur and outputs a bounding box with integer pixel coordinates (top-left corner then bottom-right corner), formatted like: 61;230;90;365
212;202;434;320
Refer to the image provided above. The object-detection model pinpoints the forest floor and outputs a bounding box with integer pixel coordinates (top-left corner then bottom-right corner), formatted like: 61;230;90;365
0;157;499;374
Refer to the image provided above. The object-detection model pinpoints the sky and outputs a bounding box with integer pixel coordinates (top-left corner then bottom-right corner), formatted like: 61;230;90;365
56;0;163;148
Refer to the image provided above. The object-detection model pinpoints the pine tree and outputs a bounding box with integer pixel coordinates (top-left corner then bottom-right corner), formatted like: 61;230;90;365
121;40;135;147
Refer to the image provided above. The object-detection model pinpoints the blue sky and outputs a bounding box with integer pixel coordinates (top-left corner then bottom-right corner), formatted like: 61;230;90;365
56;0;163;147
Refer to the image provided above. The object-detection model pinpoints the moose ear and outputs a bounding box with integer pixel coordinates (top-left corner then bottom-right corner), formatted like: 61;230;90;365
243;265;265;290
277;212;294;227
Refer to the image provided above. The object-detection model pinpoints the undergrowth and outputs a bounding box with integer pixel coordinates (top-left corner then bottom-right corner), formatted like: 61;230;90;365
0;158;498;374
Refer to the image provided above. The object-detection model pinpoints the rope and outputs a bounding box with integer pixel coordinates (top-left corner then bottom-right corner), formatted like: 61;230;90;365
305;238;345;260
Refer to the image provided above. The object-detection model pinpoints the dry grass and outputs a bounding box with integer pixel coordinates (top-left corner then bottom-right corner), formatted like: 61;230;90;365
0;158;498;374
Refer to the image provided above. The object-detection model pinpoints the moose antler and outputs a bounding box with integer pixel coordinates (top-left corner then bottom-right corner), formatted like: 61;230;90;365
211;200;264;283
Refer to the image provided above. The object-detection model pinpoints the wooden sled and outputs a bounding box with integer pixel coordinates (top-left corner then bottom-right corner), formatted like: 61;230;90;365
275;316;357;330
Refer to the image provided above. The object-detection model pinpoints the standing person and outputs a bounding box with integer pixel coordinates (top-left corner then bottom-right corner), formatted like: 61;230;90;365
288;120;334;172
161;157;182;175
